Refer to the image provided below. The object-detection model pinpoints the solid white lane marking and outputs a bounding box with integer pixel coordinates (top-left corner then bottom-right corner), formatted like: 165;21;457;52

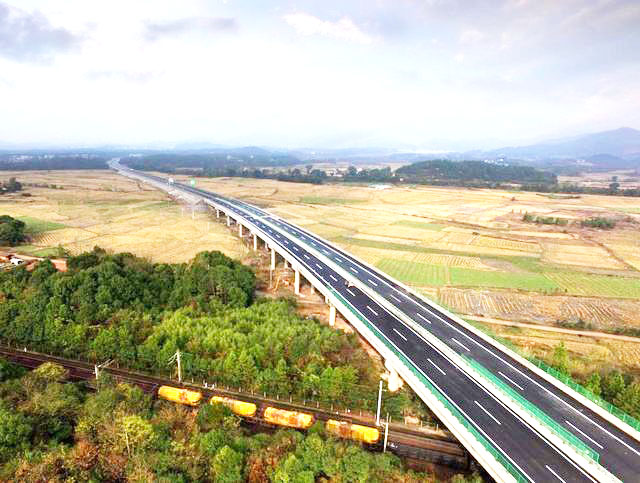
498;371;524;391
427;358;446;376
565;421;604;450
545;465;567;483
474;401;502;425
390;294;401;303
366;306;379;316
368;279;378;286
416;312;431;324
346;289;356;297
393;328;407;341
315;263;322;269
330;275;338;282
451;338;470;352
435;312;640;456
349;267;358;273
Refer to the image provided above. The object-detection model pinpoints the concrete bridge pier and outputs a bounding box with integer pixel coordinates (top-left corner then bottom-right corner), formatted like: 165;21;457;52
226;214;231;226
284;259;289;269
329;304;336;327
215;208;220;218
309;284;315;295
238;223;243;237
294;269;300;295
385;360;404;392
253;233;258;250
270;248;276;270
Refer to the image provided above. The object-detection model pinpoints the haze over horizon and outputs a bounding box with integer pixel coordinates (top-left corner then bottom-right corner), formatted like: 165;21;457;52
1;1;639;151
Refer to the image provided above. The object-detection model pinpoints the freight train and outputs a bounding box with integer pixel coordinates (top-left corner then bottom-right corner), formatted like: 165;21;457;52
158;385;380;444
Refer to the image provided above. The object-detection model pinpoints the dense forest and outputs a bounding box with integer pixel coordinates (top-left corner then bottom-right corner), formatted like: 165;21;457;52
0;215;25;246
0;361;445;482
0;248;418;418
0;157;108;171
0;177;22;194
123;151;299;173
395;160;557;184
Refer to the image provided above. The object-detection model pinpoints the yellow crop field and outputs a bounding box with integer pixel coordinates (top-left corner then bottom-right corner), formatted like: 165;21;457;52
479;322;640;376
440;288;640;329
541;242;626;270
0;171;245;262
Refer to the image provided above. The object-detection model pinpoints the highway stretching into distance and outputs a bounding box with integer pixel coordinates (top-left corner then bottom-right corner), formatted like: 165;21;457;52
112;161;640;482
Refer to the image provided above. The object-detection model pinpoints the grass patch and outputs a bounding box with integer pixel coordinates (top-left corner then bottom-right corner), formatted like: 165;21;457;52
300;196;366;205
376;259;448;285
391;220;445;231
546;272;640;299
16;216;66;235
340;236;426;252
450;267;559;292
13;245;65;257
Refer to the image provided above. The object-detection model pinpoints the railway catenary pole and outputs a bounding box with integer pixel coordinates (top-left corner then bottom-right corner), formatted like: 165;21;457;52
384;422;389;452
376;380;383;426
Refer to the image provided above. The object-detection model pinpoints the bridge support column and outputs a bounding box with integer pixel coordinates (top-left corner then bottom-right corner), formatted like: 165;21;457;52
238;223;243;237
215;208;220;218
226;214;231;226
253;233;258;250
294;270;300;295
309;284;315;295
329;304;336;327
284;259;289;269
270;249;276;270
384;360;404;392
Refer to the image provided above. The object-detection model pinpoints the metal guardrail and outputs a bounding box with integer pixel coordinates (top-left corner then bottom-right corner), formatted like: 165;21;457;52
329;288;529;483
463;356;600;463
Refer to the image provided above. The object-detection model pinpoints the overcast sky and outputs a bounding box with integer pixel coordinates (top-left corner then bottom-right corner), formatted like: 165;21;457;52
1;0;638;150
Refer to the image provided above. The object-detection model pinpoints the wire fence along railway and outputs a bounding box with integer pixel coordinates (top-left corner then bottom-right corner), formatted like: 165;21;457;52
0;345;469;469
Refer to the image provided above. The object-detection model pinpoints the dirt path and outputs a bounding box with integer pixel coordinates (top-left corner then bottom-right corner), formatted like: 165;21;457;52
466;315;640;343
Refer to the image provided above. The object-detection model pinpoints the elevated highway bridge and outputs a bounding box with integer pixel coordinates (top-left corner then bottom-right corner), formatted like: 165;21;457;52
111;161;640;483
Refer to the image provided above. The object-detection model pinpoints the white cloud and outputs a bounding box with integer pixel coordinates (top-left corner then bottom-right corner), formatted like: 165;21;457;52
283;12;373;45
459;28;485;45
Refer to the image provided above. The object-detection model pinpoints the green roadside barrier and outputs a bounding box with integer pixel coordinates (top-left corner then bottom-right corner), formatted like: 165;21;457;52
530;358;640;434
329;288;529;483
463;356;599;463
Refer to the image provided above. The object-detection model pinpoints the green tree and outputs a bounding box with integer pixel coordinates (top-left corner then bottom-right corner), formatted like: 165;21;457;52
603;371;626;401
614;382;640;419
584;373;602;397
212;445;243;483
551;342;570;376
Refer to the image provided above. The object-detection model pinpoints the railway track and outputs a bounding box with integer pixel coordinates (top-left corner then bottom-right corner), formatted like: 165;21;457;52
0;345;469;469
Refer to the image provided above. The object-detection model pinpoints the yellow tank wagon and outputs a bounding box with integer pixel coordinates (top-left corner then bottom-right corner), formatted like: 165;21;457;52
326;420;380;444
158;386;202;407
210;395;257;417
263;407;314;429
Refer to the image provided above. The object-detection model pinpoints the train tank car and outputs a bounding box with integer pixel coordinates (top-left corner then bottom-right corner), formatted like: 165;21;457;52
210;395;257;417
158;386;203;406
263;407;314;429
326;419;380;444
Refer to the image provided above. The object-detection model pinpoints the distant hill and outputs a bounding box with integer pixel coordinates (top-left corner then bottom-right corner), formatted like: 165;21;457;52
481;127;640;169
395;160;556;184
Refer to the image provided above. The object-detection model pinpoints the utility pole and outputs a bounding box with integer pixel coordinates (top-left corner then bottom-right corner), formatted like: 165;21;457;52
376;380;383;426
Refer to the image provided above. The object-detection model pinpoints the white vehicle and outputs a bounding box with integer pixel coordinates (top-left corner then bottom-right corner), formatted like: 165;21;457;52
10;258;24;266
168;178;174;184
